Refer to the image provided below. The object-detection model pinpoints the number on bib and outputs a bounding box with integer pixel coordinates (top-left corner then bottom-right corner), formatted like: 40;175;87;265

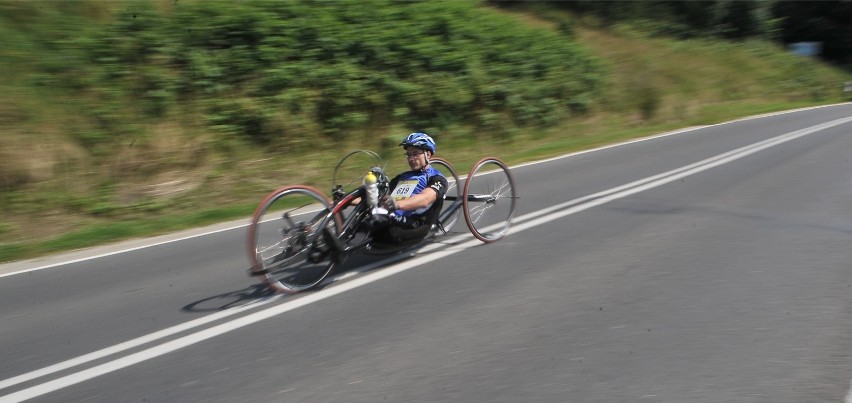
391;180;418;201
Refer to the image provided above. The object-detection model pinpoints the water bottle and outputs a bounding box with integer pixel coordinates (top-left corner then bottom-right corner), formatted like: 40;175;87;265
364;171;379;208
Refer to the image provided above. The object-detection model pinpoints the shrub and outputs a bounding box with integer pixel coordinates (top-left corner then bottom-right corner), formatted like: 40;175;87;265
26;0;607;145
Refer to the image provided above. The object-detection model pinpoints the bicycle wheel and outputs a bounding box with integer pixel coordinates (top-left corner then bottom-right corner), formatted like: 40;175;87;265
246;186;340;293
429;158;462;234
332;150;386;196
462;157;517;243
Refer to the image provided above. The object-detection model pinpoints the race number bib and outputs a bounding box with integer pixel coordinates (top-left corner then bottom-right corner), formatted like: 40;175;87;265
391;180;418;201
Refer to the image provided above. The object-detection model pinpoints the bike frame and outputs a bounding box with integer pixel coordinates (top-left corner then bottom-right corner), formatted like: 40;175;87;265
315;170;468;257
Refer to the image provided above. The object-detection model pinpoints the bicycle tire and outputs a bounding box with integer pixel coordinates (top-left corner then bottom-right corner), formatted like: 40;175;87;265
246;186;341;293
462;157;517;243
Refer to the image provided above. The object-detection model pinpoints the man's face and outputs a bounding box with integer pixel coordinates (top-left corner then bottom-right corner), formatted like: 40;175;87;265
404;147;429;171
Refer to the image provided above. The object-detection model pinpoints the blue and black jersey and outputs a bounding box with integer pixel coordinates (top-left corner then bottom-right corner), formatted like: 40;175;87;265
387;166;448;222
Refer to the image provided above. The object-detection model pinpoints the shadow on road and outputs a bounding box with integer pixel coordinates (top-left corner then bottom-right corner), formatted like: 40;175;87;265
181;236;463;312
181;282;276;313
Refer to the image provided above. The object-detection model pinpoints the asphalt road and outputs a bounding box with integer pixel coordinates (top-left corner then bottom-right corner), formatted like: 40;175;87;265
2;104;852;402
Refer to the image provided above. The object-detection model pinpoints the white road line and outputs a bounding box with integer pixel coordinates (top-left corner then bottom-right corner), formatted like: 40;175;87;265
2;116;850;403
509;102;850;171
0;223;251;279
511;115;852;229
846;379;852;403
0;296;280;393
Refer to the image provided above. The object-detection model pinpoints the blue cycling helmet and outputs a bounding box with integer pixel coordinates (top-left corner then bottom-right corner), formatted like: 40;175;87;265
399;132;437;154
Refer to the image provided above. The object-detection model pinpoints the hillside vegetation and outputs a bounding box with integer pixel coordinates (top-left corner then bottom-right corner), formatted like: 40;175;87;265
0;0;849;262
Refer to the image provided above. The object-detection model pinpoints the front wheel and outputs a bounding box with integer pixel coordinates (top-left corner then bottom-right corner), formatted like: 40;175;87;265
246;186;340;293
462;158;517;243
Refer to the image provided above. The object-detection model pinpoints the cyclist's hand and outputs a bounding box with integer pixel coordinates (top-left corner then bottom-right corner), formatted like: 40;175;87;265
380;195;399;211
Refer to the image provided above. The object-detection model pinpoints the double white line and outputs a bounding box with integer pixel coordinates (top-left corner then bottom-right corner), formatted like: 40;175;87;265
2;115;852;402
512;116;852;233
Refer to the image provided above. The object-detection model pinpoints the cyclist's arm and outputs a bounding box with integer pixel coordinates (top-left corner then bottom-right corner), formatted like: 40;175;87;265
396;188;438;211
395;175;446;211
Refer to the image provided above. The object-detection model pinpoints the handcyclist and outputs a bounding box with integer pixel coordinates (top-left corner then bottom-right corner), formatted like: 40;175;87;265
317;132;448;261
363;132;449;244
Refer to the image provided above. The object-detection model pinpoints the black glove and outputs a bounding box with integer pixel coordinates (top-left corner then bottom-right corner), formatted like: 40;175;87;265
380;195;399;211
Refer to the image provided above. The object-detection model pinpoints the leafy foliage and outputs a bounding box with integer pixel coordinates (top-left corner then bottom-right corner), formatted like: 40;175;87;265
20;0;605;146
772;1;852;67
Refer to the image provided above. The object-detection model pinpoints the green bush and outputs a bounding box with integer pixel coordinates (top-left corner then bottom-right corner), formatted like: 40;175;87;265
22;0;605;145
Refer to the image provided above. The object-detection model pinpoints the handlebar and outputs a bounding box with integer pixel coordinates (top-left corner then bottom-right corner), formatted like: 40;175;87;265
332;166;390;205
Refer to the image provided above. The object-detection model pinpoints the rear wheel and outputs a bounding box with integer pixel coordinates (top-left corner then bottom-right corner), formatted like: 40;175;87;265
429;158;461;234
462;158;517;243
247;186;341;293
